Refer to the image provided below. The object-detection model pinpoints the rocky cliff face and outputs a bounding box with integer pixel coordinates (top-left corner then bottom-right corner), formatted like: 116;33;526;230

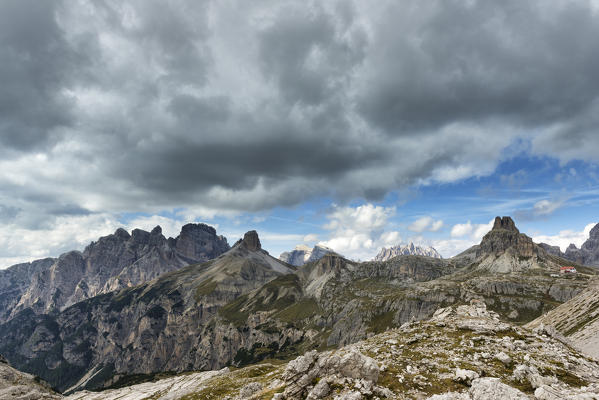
1;223;229;322
279;244;337;266
0;258;55;323
374;242;442;261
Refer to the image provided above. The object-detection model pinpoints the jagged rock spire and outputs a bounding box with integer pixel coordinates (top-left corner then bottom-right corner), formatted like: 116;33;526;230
492;216;519;232
476;216;534;259
240;230;261;251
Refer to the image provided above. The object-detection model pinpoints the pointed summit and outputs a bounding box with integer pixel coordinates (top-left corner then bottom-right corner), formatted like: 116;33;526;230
477;216;532;259
240;230;261;251
492;216;518;232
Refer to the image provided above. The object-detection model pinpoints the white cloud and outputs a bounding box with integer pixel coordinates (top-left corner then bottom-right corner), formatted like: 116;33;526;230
430;220;444;232
0;214;122;268
532;199;564;216
430;238;477;258
533;223;596;252
303;233;319;243
451;221;473;237
441;219;494;257
319;203;398;261
125;215;188;239
408;216;444;232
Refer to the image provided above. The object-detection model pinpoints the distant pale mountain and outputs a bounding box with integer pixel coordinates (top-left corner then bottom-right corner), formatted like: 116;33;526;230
279;244;337;266
373;242;442;261
540;222;599;267
0;223;230;323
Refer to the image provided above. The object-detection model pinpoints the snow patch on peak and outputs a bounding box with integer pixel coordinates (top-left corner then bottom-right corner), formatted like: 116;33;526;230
373;242;442;261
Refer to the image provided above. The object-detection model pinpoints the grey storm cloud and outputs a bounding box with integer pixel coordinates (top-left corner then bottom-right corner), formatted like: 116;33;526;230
1;0;599;217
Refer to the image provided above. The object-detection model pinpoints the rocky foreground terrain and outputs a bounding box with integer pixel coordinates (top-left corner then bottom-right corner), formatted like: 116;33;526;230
57;302;599;399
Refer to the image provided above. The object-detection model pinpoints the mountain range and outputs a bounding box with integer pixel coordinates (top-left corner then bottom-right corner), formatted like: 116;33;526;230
373;242;442;261
0;223;229;323
1;217;599;398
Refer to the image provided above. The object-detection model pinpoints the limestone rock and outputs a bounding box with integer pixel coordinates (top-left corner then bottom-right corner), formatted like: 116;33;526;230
469;377;528;399
238;381;262;398
454;368;479;385
495;351;512;366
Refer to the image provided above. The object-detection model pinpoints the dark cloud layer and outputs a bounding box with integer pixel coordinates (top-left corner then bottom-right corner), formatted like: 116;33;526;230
1;0;599;222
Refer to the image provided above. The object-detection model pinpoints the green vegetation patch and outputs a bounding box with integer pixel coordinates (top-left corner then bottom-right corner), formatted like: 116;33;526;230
219;294;251;326
367;311;396;334
273;298;322;323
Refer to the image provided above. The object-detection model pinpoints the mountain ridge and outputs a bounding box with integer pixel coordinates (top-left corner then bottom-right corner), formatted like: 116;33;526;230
0;223;230;323
373;242;442;261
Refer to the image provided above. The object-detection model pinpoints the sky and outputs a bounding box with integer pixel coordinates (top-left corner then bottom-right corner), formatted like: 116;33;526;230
1;0;599;267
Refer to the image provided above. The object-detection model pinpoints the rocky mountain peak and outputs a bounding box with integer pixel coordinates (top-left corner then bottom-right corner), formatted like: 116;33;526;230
180;222;217;237
590;223;599;239
240;230;261;251
114;227;131;240
492;216;518;232
151;225;162;235
476;216;534;260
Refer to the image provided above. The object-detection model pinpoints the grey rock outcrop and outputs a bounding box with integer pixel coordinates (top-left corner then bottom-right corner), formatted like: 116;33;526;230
0;258;55;323
374;242;442;261
539;243;563;257
3;223;229;321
